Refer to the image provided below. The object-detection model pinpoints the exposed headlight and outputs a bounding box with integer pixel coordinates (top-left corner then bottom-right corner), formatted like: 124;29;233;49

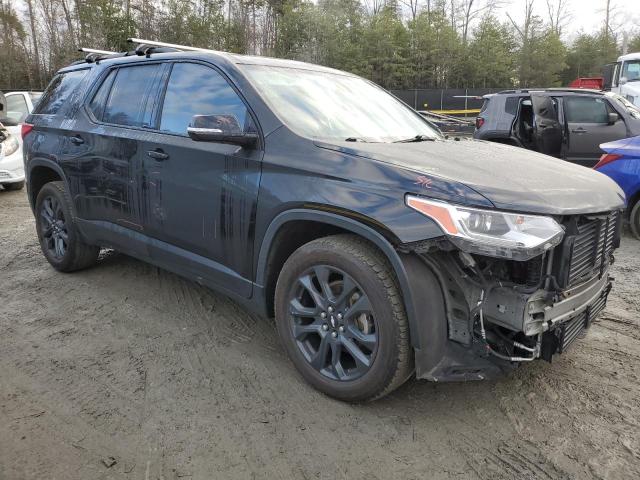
0;135;19;157
406;195;564;260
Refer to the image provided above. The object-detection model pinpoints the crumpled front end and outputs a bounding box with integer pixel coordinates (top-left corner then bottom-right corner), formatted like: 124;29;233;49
404;209;622;382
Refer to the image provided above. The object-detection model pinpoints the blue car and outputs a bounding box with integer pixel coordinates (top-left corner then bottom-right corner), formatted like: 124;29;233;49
596;136;640;239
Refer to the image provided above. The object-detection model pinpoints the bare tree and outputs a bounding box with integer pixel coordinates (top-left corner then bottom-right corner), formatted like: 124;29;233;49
545;0;570;36
399;0;420;22
459;0;505;44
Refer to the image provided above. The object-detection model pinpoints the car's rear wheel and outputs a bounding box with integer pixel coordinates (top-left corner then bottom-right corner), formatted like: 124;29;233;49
2;181;24;191
35;181;100;272
630;200;640;240
275;234;413;402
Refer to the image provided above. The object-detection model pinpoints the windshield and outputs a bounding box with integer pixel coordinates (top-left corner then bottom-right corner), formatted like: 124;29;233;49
622;60;640;82
610;93;640;119
240;65;440;143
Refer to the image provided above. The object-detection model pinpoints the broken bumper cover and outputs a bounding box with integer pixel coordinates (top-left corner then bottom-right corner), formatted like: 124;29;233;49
415;274;612;382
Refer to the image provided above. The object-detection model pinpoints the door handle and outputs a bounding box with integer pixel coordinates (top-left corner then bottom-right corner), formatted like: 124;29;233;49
69;135;84;145
571;128;587;134
147;149;169;160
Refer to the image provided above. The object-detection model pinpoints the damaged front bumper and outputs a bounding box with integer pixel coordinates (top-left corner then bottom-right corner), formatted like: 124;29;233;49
401;250;613;383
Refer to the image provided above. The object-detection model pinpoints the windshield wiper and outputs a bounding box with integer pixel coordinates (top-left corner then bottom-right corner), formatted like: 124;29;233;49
345;137;370;142
392;135;436;143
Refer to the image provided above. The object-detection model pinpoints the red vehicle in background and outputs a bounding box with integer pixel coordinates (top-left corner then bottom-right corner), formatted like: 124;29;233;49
569;77;605;90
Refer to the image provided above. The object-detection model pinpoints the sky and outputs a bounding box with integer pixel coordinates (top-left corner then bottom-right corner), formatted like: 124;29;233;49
497;0;640;41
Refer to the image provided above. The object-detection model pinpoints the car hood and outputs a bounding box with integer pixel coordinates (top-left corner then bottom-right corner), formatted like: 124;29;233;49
316;139;625;215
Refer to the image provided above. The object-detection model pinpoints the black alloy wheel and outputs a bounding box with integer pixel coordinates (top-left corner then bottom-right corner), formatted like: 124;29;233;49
288;265;378;381
35;181;100;272
39;195;68;259
275;234;413;402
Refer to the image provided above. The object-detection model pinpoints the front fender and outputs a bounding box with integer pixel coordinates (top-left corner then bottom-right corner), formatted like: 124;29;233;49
255;208;425;348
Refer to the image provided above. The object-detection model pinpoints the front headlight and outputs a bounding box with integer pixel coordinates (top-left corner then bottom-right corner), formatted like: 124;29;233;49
0;135;19;157
406;195;564;260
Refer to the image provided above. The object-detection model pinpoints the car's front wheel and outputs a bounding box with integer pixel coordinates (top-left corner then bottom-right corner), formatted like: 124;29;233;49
275;234;413;402
35;181;100;272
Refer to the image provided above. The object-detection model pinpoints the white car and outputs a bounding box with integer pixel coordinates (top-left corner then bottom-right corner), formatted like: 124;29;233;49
0;91;42;191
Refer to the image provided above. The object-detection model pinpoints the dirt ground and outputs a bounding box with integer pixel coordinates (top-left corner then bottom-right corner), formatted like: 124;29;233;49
1;187;639;480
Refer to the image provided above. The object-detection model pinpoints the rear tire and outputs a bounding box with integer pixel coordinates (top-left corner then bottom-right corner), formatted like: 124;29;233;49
2;181;24;191
274;234;413;402
35;181;100;272
630;200;640;240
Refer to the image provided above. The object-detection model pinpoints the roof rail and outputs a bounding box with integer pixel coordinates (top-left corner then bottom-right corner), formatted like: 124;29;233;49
78;47;119;64
127;38;225;55
80;48;118;55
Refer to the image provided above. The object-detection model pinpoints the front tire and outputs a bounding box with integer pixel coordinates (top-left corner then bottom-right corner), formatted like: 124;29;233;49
35;181;100;272
275;234;413;402
630;200;640;240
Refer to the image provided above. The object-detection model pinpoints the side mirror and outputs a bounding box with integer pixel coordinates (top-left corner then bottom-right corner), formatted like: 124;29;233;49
619;77;628;85
607;112;620;125
187;114;257;147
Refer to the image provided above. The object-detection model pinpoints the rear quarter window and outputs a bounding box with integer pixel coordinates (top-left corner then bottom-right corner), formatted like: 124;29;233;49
35;69;89;115
504;97;519;116
102;64;162;127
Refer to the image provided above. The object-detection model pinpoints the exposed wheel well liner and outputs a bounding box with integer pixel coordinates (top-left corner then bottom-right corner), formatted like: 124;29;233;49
256;209;423;348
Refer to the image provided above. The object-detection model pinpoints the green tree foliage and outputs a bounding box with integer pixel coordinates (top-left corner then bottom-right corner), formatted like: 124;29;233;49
0;0;633;92
563;32;619;84
466;15;516;88
628;34;640;54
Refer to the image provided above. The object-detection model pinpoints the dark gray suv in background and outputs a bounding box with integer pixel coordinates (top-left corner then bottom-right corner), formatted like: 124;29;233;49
22;40;625;402
474;88;640;167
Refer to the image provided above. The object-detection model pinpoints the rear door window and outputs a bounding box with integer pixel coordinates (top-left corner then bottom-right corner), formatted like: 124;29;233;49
565;97;609;124
102;64;162;127
35;69;89;115
159;63;249;135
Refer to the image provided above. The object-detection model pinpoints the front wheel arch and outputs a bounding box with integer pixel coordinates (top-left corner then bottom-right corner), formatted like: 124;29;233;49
256;209;425;349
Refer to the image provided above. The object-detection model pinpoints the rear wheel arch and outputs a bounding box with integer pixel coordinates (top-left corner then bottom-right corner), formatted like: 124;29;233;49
28;161;66;211
256;209;424;348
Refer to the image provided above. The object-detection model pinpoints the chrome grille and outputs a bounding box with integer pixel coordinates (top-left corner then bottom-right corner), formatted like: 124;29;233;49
567;211;619;287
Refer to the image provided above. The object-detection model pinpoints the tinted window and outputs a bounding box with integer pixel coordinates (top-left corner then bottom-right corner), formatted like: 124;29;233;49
504;97;518;115
89;70;117;121
6;94;28;122
103;64;161;127
160;63;248;135
36;69;89;115
565;97;608;123
480;98;490;113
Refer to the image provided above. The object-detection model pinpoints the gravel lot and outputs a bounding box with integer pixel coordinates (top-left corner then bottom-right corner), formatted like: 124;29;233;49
1;187;639;480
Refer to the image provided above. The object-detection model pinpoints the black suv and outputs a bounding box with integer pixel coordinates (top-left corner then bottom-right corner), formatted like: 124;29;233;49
23;43;625;402
474;89;640;167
